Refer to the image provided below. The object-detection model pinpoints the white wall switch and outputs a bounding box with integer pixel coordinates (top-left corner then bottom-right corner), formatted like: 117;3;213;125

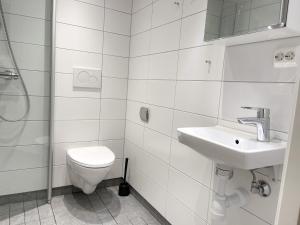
73;67;102;89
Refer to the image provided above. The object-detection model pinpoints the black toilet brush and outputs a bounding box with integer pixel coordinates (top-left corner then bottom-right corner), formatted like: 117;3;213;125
118;158;130;196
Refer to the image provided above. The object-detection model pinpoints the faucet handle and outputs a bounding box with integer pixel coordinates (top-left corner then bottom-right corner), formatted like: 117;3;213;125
241;107;270;118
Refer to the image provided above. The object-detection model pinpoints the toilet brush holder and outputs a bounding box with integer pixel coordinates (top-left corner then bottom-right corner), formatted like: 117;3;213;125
118;158;130;196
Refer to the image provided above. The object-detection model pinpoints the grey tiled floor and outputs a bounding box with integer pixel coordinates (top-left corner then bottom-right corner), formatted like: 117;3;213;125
0;187;162;225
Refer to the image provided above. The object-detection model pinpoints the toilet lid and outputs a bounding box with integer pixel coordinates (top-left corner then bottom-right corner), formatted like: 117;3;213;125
67;146;115;168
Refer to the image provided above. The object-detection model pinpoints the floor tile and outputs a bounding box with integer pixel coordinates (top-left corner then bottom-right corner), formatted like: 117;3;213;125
0;186;163;225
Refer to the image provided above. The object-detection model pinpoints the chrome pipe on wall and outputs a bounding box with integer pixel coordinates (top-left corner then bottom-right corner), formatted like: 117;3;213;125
48;0;56;203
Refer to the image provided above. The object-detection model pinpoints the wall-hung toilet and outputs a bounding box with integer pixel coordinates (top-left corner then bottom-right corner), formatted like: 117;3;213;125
66;146;115;194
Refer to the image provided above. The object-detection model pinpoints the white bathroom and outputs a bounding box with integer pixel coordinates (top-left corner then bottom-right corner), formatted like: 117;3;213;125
0;0;299;224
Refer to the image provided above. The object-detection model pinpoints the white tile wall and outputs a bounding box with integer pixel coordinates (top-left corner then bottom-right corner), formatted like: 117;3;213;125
53;0;131;187
126;1;300;225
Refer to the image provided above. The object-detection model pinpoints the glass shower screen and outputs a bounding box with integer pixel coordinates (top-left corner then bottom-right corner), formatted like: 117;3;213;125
0;0;52;196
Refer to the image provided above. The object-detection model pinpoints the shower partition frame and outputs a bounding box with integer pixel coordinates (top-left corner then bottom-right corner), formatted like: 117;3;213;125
47;0;56;203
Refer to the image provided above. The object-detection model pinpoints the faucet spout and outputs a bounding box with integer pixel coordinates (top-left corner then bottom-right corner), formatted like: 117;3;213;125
237;107;270;142
237;117;260;125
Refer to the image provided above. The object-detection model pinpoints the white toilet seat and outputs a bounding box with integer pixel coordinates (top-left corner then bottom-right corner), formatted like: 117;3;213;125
67;146;115;168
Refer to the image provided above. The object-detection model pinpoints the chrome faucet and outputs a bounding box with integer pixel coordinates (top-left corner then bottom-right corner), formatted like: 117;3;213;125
237;107;270;142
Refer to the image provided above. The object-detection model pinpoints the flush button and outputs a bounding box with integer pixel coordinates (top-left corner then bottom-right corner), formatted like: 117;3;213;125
73;67;101;89
140;107;149;123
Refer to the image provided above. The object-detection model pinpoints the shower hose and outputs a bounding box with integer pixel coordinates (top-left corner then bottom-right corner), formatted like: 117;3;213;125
0;1;30;122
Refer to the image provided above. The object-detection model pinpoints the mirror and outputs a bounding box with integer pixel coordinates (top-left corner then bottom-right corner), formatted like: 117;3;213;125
204;0;288;41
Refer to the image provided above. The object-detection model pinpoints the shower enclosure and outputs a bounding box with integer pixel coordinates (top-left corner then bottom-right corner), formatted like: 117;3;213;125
0;0;54;199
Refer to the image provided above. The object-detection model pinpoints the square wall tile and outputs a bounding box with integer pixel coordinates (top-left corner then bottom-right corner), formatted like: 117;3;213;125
168;167;210;220
127;80;147;102
177;45;225;81
54;97;100;120
55;48;102;74
2;0;51;19
57;0;104;30
56;23;103;53
0;95;49;121
145;105;173;136
165;193;206;225
105;9;131;35
137;148;169;189
100;99;127;120
106;0;132;13
136;171;167;215
54;120;99;143
170;140;212;186
129;56;149;79
53;165;71;187
131;5;152;35
150;21;181;54
103;33;130;57
101;77;128;99
3;14;50;46
126;100;146;125
78;0;104;7
175;81;221;117
183;0;207;17
148;51;178;80
0;168;48;195
130;31;151;57
0;121;49;146
143;128;171;163
132;0;152;13
0;145;48;171
99;120;125;140
102;55;129;78
125;121;144;148
12;42;50;71
172;110;217;138
152;0;182;28
180;12;206;48
146;80;176;108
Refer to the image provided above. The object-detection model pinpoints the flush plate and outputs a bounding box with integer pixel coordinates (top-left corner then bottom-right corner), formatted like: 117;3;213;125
73;67;102;89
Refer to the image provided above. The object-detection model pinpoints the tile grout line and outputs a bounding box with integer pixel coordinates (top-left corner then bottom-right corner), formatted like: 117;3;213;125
121;0;134;175
165;0;184;217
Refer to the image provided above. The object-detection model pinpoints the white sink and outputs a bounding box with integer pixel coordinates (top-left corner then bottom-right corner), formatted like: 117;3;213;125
177;126;286;170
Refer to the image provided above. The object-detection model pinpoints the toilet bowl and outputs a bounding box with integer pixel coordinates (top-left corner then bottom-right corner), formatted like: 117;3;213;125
66;146;115;194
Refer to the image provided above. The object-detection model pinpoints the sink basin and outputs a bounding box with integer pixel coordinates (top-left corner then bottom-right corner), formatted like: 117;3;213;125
177;126;286;170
